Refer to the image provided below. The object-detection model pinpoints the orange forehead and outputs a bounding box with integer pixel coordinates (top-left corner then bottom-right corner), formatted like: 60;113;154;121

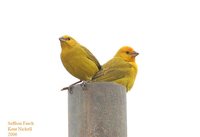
120;46;134;52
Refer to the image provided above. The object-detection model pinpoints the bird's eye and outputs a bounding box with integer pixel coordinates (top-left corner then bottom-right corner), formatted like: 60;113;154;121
66;37;71;41
126;51;130;54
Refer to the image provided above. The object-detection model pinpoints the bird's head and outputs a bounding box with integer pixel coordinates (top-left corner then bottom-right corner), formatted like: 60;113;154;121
59;35;77;48
115;46;139;62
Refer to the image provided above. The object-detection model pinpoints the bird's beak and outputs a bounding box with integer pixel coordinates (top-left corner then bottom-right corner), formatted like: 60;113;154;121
59;37;65;42
131;51;139;57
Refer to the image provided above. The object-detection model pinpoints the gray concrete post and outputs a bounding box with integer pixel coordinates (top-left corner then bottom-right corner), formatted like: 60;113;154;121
68;82;127;137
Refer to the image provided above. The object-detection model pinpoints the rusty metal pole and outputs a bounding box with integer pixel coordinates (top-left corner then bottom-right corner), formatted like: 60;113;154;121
68;82;127;137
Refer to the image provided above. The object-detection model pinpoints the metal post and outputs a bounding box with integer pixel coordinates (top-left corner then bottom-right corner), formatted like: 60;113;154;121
68;82;127;137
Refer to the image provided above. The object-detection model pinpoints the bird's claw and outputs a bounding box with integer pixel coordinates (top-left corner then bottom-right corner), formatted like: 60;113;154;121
68;86;73;94
60;85;74;94
81;81;87;90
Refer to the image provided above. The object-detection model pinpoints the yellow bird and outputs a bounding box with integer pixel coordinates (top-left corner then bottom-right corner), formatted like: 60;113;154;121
59;35;101;91
92;46;138;91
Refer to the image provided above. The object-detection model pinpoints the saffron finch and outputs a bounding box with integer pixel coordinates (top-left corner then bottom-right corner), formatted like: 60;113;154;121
92;46;138;91
59;35;101;91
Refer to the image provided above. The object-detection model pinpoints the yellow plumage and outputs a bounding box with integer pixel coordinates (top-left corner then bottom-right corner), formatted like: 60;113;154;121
92;46;138;91
59;35;101;81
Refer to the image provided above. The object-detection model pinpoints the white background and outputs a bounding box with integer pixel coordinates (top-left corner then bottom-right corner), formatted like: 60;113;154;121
0;0;200;137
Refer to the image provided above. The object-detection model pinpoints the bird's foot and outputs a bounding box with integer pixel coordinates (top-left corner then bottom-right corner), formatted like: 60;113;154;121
60;80;82;94
71;80;82;86
61;85;74;94
68;86;74;94
80;81;88;91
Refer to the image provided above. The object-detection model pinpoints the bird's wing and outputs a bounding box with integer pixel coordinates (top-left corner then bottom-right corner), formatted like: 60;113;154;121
81;46;101;69
92;57;132;81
